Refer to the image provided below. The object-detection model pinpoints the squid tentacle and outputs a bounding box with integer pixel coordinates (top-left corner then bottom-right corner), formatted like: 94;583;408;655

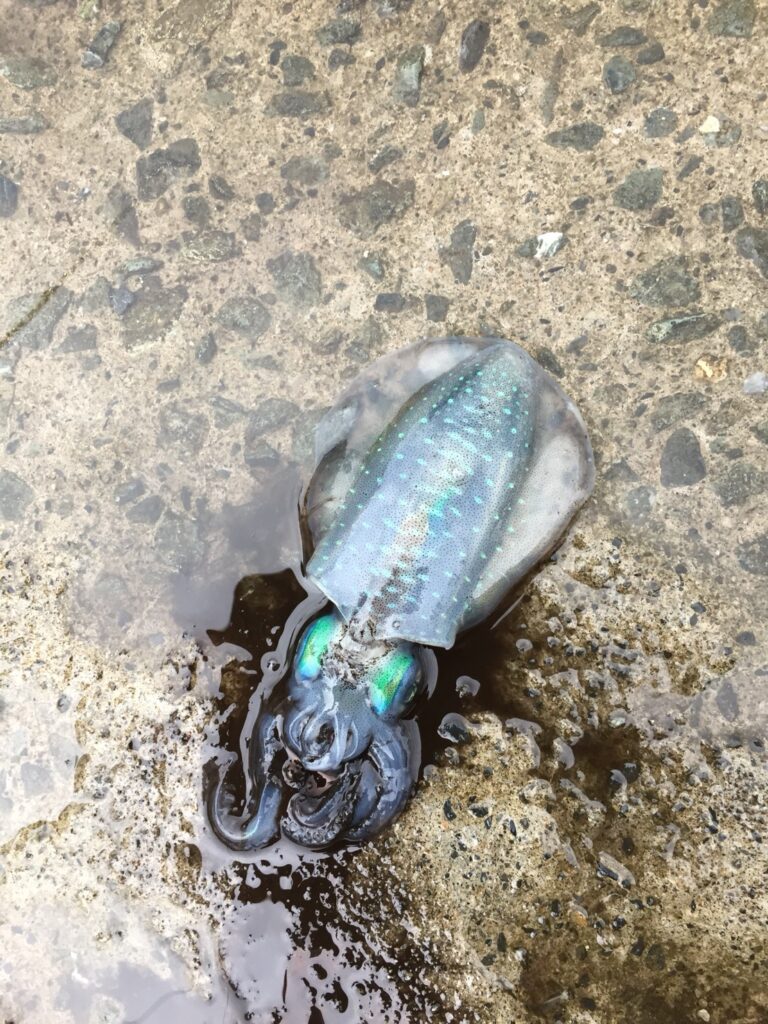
208;708;287;850
282;762;362;849
345;718;420;842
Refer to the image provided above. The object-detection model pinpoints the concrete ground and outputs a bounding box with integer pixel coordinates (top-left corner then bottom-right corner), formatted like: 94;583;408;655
1;0;766;1022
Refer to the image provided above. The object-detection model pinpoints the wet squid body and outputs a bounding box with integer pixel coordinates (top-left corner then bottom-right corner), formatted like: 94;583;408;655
210;337;594;850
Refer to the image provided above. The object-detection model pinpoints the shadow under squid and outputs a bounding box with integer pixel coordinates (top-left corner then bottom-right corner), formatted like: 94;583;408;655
206;335;594;851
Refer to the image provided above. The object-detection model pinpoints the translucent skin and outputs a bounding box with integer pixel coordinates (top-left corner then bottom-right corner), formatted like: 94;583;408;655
210;338;593;851
308;339;593;647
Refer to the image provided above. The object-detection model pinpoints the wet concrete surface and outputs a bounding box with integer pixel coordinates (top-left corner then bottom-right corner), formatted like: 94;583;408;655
1;0;767;1021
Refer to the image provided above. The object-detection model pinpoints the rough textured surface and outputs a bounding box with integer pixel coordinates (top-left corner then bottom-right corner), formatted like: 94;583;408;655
1;2;766;1023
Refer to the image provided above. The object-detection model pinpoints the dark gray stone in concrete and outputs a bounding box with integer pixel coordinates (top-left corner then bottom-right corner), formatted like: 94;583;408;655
459;20;490;72
545;122;605;151
661;428;706;487
630;256;701;307
216;296;272;341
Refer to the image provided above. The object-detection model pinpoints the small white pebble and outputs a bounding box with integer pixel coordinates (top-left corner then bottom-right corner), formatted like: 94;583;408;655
743;371;768;395
699;115;720;134
697;1010;710;1023
535;231;565;260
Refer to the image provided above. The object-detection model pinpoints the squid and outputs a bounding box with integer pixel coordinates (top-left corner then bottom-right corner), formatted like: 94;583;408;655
208;336;594;850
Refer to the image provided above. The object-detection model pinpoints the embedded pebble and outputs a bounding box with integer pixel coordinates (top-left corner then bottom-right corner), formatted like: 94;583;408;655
629;256;701;307
707;0;756;38
316;18;361;46
517;231;567;259
660;428;706;487
721;195;744;233
392;46;425;107
710;117;741;148
368;146;403;174
645;107;678;138
338;178;415;237
183;229;240;263
713;462;767;508
603;55;636;94
209;175;235;200
735;227;768;278
266;250;322;307
599;26;648;46
613;168;663;211
266;91;332;118
699;115;721;135
182;194;211;228
117;257;164;281
651;387;708;428
240;212;263;240
115;98;153;149
0;55;57;89
6;287;72;350
281;55;315;87
109;285;135;316
752;178;768;216
82;21;121;69
636;42;665;64
114;479;146;505
328;48;355;70
359;252;385;279
737;532;768;574
244;436;280;475
196;333;218;364
374;292;407;313
0;173;19;217
646;312;720;344
425;294;449;322
625;484;655;523
727;325;753;354
59;325;98;353
439;219;476;284
678;156;703;180
545;122;605;151
120;282;188;348
216;296;272;341
459;20;490;72
246;397;299;435
125;495;164;525
0;113;47;134
105;185;139;244
158;403;209;454
281;156;328;186
432;120;451;149
699;202;719;226
743;372;767;395
562;2;600;35
0;469;34;520
136;138;201;201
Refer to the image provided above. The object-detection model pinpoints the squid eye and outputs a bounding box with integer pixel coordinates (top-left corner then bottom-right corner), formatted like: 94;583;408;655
295;614;340;682
368;647;422;717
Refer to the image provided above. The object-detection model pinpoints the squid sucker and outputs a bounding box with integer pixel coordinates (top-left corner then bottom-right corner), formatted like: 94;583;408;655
208;336;594;851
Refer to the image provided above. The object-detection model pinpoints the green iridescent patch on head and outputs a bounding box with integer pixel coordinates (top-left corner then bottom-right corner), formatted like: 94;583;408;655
296;613;340;681
368;646;419;716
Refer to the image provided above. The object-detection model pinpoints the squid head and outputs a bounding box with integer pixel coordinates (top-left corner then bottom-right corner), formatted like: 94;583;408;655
208;610;426;851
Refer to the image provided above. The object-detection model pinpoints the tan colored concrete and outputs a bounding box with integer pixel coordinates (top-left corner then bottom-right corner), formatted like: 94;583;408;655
1;1;766;1021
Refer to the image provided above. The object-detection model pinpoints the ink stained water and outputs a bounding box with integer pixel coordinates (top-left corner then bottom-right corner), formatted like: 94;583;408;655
208;337;594;851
